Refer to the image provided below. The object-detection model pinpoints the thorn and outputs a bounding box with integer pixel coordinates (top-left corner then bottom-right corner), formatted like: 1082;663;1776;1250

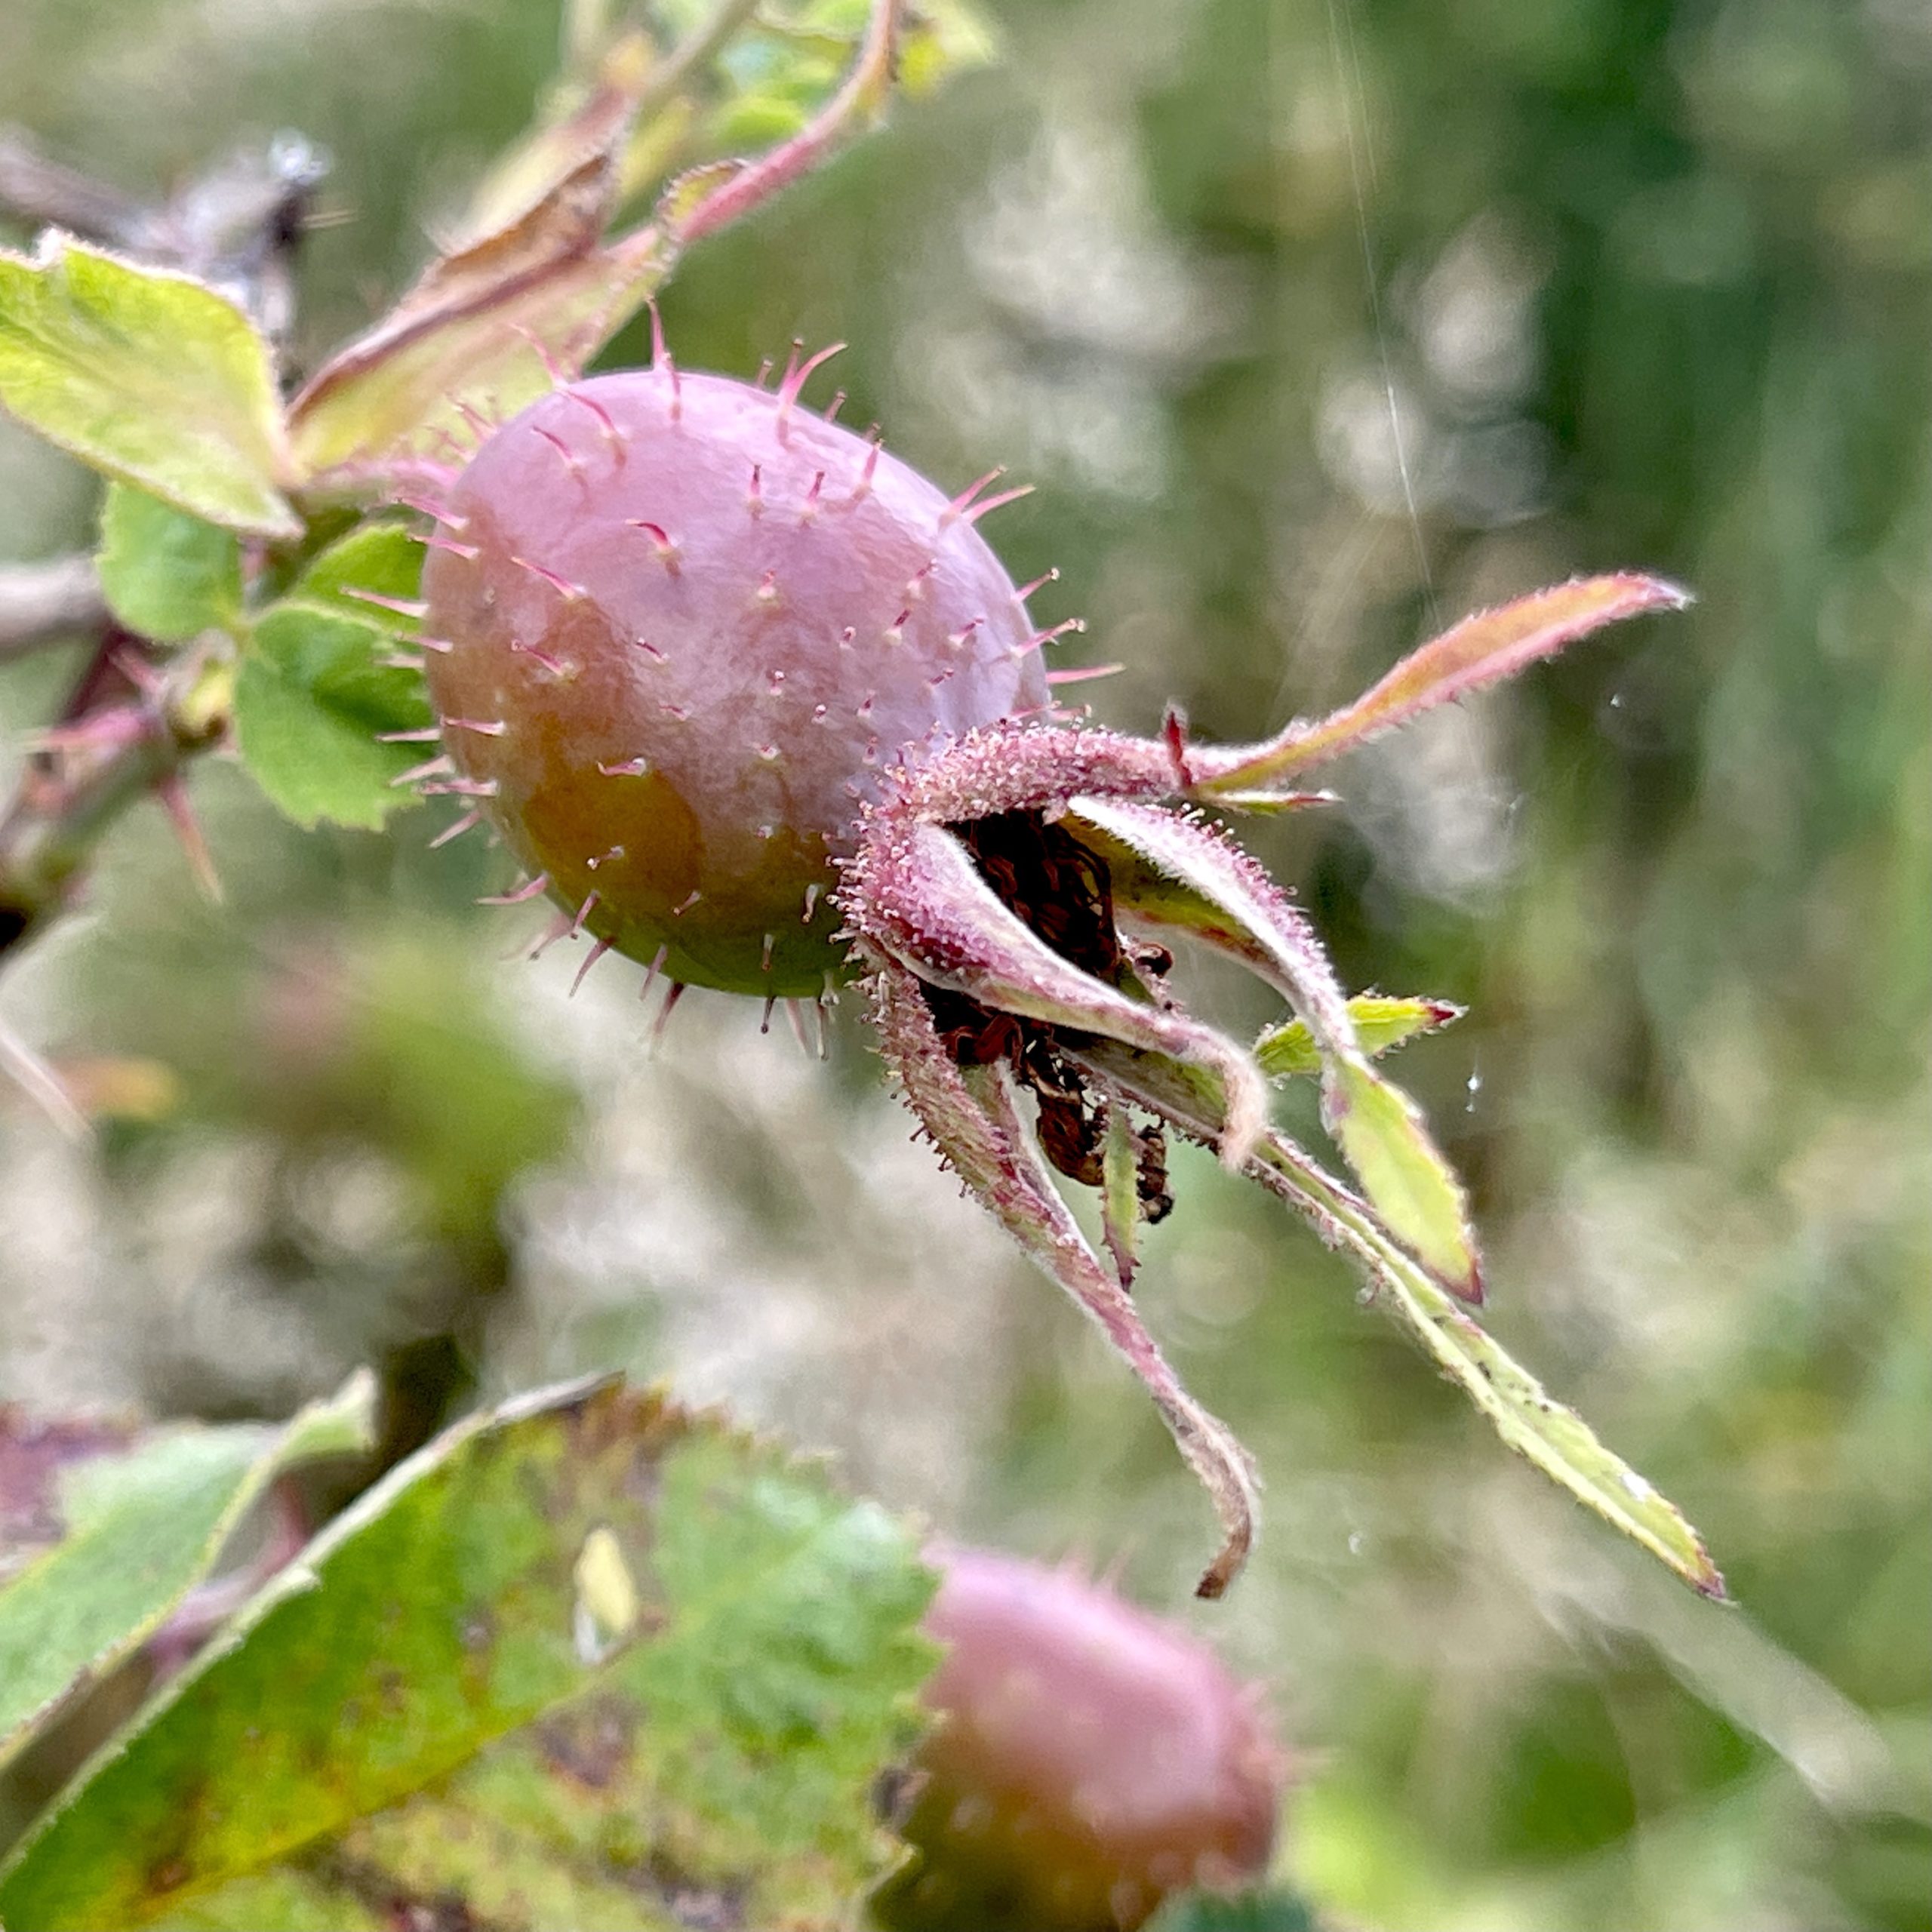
823;389;845;424
531;423;586;479
783;998;814;1057
633;637;666;661
420;775;499;798
597;755;650;777
660;701;691;720
398;631;454;654
377;725;445;743
753;356;774;389
155;774;220;903
776;340;845;436
429;808;483;848
391;754;454;788
752;571;780;611
747;463;764;516
1015;567;1060;603
756;823;775;839
1014;617;1087;657
947;617;983;651
760;992;777;1033
638;942;670;998
671;889;702;917
344;589;427;620
943;467;1005;524
801;881;822;921
811;703;830;722
626;521;681;574
510;555;586;601
510;641;570;677
1046;662;1124;687
903;561;935;604
509;321;568;389
571;935;613;995
838;626;857;650
453;398;497;440
799;469;825;522
1163;705;1192;785
883;610;909;644
395;491;466;530
849;426;882;503
651;979;687;1044
761;931;776;973
756;743;781;761
479;873;550;906
964;484;1035;524
420;532;480;560
530;909;575;959
648;301;679;420
569;891;599;938
585;844;625;869
443;717;506;736
560;383;620;450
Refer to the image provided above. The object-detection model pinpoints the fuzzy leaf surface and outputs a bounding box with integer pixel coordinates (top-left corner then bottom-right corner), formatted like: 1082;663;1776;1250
95;484;243;641
0;1375;376;1775
1186;574;1689;796
232;601;434;829
0;237;297;537
0;1377;939;1931
1066;1038;1727;1601
1256;995;1461;1081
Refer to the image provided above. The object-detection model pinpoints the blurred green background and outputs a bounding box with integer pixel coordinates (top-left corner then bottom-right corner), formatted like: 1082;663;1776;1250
2;2;1927;1927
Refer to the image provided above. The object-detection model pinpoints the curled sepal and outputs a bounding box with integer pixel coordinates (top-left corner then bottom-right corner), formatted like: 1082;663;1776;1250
1067;1038;1727;1602
1183;574;1690;799
1257;994;1463;1081
869;961;1260;1598
1069;796;1481;1300
850;818;1267;1168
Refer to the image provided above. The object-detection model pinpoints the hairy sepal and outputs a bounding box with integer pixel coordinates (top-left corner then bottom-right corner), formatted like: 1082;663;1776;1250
869;960;1259;1599
1069;797;1481;1300
1182;574;1689;798
1256;994;1463;1080
1066;1038;1727;1602
854;818;1266;1169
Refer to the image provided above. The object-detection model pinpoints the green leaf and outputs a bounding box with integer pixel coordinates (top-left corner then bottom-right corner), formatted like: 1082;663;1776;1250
286;521;424;629
96;484;243;641
1255;995;1462;1081
1149;1889;1325;1932
1066;1038;1729;1603
0;1375;377;1776
232;600;434;830
0;1377;939;1931
0;235;299;538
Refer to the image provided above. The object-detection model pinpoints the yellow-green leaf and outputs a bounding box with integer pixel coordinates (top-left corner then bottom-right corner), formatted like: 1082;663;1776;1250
0;236;298;538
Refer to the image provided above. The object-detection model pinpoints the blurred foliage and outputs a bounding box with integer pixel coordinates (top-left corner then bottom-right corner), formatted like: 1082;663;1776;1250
1;1;1927;1928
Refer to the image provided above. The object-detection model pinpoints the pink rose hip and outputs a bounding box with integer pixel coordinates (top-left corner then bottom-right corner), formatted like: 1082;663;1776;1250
420;362;1049;998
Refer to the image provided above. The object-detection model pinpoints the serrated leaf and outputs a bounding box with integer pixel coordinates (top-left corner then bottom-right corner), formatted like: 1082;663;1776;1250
286;521;424;629
1066;1038;1728;1602
0;235;298;538
1187;574;1690;798
0;1375;376;1775
96;484;243;641
0;1377;939;1932
232;600;434;830
1256;995;1462;1081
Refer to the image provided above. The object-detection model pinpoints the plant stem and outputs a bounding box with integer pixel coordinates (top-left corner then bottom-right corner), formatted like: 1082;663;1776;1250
0;557;105;661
